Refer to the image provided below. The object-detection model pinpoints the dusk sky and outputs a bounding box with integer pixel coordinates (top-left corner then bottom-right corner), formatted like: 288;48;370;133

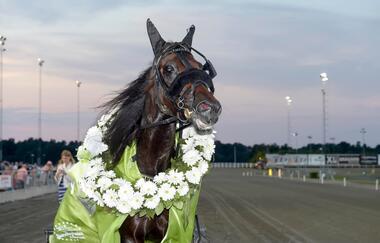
0;0;379;147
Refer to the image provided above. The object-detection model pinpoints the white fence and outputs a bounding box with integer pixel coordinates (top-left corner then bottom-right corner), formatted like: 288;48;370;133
0;170;55;191
210;162;380;169
211;162;254;168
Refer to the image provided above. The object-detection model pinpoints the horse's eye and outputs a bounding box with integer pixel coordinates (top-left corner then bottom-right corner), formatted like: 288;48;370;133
164;65;174;73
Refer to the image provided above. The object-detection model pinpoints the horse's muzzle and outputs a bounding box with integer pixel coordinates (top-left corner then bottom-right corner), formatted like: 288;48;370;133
192;100;222;133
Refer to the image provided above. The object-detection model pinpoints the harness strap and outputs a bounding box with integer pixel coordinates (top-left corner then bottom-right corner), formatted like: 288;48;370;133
140;116;178;129
140;115;191;133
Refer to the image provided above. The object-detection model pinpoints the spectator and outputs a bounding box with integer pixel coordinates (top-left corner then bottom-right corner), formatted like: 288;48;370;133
41;161;53;185
2;162;14;191
3;162;13;175
12;162;18;171
54;150;75;203
30;165;37;186
15;164;28;189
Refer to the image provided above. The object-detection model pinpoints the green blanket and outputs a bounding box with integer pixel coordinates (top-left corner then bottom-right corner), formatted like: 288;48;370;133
51;143;200;243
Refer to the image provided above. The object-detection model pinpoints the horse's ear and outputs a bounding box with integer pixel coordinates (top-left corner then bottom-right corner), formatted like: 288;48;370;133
182;25;195;47
146;18;165;56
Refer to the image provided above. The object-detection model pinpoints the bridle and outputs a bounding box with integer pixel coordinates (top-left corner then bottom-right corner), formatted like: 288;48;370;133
141;42;217;130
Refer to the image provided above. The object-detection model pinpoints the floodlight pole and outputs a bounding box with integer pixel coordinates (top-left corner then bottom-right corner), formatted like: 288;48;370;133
76;80;82;142
320;73;328;154
285;96;292;148
360;128;366;155
0;35;6;162
292;132;299;154
37;58;45;165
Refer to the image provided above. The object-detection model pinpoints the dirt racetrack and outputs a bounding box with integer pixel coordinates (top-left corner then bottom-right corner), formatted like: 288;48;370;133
1;168;380;243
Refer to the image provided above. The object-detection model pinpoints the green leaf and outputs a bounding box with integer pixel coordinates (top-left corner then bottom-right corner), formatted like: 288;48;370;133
173;200;184;210
129;210;137;217
102;151;113;169
109;184;118;190
138;210;147;217
155;202;164;215
78;148;92;162
146;210;155;219
163;200;174;208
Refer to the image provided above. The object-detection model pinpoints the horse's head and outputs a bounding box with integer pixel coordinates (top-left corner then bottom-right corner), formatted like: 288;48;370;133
147;19;222;134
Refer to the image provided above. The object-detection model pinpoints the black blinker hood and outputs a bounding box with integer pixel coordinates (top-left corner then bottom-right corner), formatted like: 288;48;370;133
153;42;217;100
168;69;214;97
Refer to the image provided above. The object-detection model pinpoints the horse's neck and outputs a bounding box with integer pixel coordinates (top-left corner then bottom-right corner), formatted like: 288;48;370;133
136;92;176;177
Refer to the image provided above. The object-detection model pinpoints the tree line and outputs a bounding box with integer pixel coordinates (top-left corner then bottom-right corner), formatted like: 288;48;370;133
215;141;380;162
1;138;380;164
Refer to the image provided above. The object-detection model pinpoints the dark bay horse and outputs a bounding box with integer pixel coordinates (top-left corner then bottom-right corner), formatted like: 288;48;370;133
101;19;221;243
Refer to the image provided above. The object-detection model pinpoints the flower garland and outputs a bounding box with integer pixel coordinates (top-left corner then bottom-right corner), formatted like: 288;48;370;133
76;108;215;218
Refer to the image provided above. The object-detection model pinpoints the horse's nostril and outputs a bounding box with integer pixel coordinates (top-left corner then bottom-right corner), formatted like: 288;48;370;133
197;102;211;112
200;103;210;110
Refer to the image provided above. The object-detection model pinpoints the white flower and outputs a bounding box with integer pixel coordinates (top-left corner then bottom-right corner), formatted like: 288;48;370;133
153;172;167;184
191;133;215;161
182;127;197;139
89;157;103;167
139;181;157;196
97;176;113;191
144;196;160;209
98;107;118;128
100;170;116;179
80;179;98;199
83;179;97;191
87;158;104;177
113;178;131;188
103;189;118;208
83;126;108;156
177;182;189;196
82;186;95;199
118;184;134;201
158;183;176;201
135;178;146;189
183;150;202;166
84;158;104;178
181;137;195;153
116;200;132;214
98;114;111;128
92;191;104;207
185;167;202;185
129;192;144;210
84;165;102;180
202;141;215;161
167;170;184;185
203;150;214;161
198;160;209;174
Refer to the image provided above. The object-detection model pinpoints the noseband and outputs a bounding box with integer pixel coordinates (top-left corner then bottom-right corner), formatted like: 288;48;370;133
141;43;217;130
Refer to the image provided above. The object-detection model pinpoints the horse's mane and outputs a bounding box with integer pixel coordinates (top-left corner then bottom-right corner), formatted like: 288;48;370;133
99;67;151;164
